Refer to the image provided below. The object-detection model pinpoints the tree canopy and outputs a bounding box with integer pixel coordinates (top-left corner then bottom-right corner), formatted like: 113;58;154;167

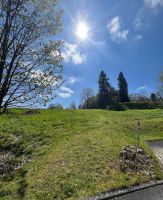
97;70;113;109
118;72;129;103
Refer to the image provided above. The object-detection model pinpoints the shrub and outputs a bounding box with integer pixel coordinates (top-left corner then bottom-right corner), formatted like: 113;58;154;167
17;178;28;198
108;103;127;111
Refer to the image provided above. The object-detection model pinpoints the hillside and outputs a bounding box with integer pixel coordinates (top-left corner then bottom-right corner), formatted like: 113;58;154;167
0;109;163;199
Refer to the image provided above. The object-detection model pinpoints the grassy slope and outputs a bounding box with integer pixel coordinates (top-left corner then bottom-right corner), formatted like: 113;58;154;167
0;109;163;200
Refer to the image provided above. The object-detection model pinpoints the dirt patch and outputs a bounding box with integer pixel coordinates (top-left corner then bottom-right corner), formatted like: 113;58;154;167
24;109;40;115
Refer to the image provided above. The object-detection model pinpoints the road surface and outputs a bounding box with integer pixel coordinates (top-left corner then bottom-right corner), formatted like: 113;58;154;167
111;184;163;200
147;140;163;164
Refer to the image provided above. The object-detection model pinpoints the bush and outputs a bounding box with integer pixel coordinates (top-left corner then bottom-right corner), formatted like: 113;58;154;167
108;103;127;111
124;102;163;110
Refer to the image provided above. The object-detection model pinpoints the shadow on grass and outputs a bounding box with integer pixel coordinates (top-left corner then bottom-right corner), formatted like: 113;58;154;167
17;169;28;199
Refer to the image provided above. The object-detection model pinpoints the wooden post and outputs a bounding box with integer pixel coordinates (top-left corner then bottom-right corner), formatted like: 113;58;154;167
137;120;140;149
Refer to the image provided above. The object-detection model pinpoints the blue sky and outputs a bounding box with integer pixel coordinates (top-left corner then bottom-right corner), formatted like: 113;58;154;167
51;0;163;108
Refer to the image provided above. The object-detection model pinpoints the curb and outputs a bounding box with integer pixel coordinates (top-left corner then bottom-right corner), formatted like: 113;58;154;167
85;180;163;200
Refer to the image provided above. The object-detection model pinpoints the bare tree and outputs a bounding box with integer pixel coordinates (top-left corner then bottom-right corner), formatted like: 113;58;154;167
69;101;76;109
80;88;94;109
0;0;63;113
129;93;150;102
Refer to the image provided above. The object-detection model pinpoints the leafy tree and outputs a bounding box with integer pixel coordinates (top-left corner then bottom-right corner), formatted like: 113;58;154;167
80;88;94;109
118;72;129;102
97;71;113;109
0;0;63;113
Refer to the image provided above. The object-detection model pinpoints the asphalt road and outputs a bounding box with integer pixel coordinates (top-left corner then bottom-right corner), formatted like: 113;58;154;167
111;184;163;200
147;140;163;164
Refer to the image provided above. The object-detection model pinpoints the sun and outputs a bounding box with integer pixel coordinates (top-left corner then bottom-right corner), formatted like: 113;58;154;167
75;22;89;40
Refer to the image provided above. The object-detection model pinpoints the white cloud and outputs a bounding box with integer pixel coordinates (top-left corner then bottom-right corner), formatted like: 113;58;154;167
62;42;86;65
68;76;79;84
107;16;129;41
58;93;72;98
60;86;74;94
58;86;74;99
144;0;163;8
135;34;143;40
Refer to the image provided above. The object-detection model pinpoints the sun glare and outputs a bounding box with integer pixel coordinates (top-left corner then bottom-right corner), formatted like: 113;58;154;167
75;22;89;40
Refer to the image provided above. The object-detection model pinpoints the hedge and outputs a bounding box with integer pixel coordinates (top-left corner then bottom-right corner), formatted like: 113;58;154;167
108;103;127;111
124;102;163;109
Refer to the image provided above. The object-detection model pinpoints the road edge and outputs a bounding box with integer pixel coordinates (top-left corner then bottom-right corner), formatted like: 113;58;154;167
85;180;163;200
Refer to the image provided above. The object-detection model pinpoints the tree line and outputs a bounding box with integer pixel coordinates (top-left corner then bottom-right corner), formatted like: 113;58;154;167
79;70;129;109
79;70;163;110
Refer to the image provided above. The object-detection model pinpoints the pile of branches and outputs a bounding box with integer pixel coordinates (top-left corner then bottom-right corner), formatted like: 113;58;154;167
120;146;155;177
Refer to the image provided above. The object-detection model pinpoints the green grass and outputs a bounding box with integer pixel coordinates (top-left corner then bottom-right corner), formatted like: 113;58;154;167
0;109;163;200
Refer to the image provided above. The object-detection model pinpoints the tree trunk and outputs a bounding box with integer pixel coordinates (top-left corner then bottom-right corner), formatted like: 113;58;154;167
2;103;8;114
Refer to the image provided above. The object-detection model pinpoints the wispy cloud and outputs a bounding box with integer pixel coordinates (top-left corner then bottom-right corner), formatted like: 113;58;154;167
92;40;106;47
136;85;148;92
134;18;143;30
107;16;129;41
144;0;163;9
58;86;74;99
68;76;79;84
62;42;86;65
135;34;143;40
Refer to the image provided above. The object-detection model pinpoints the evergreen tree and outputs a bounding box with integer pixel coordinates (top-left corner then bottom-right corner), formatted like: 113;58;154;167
97;71;113;108
150;93;157;102
118;72;129;102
